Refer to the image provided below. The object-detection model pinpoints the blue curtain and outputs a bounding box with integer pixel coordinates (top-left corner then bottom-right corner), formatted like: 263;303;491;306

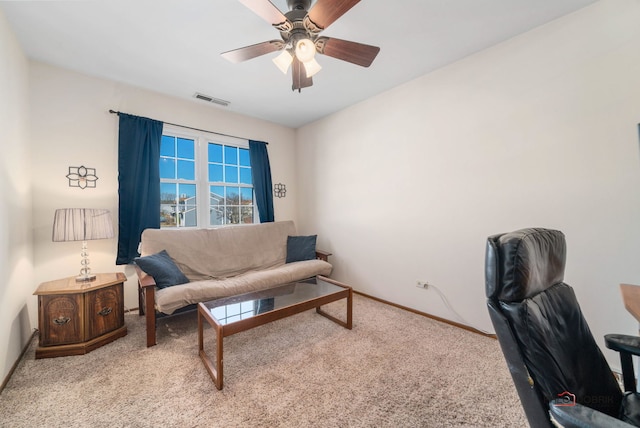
116;113;163;264
248;140;274;222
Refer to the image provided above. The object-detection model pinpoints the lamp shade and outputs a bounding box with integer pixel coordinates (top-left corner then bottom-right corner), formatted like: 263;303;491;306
52;208;114;242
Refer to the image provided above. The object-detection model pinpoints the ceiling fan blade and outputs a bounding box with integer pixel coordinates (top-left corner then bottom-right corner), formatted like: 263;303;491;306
307;0;360;31
221;40;283;63
238;0;290;30
292;57;313;92
316;37;380;67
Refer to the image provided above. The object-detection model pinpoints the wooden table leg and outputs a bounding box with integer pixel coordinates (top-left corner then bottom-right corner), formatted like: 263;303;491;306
198;304;224;390
315;287;352;330
198;307;203;352
346;287;353;329
215;323;223;390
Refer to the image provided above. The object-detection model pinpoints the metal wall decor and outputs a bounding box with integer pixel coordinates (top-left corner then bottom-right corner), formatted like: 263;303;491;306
273;183;287;198
67;166;98;189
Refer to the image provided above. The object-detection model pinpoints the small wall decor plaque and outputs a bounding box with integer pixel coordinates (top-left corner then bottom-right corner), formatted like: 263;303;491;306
273;183;287;198
67;166;98;189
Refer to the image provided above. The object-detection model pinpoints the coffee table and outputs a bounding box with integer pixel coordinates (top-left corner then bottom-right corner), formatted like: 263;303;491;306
197;275;352;389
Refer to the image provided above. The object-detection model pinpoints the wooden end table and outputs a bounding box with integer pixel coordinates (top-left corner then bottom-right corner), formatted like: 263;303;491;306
33;272;127;359
198;276;352;390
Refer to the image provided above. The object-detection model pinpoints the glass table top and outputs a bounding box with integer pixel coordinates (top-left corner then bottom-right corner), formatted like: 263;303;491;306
201;277;345;326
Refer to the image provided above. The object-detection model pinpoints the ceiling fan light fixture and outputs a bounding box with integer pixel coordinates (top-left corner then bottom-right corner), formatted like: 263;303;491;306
224;0;380;91
303;57;322;78
273;49;293;74
295;38;316;63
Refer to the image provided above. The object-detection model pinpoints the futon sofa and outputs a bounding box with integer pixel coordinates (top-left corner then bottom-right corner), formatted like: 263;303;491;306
135;220;332;347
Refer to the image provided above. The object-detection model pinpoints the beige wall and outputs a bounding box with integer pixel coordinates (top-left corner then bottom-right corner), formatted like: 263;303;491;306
0;9;34;382
296;0;640;370
28;62;298;312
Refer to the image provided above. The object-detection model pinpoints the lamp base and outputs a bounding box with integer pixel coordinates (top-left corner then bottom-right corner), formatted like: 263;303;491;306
76;240;96;282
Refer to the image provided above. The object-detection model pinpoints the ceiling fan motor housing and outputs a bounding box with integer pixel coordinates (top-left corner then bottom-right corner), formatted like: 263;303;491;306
281;3;318;48
287;0;311;11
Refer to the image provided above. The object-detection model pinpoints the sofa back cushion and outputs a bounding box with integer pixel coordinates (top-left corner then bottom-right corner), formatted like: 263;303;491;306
139;221;297;281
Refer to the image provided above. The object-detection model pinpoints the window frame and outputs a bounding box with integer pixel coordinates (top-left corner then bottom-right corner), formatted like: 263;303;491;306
160;125;255;229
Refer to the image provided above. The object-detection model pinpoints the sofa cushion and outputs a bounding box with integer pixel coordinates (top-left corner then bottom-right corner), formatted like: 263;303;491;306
134;250;189;289
155;258;333;314
286;235;317;263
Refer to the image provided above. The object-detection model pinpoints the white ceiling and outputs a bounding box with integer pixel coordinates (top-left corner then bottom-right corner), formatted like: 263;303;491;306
1;0;598;128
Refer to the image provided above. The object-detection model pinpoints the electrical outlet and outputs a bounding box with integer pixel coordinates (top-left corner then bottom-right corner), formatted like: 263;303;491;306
416;280;429;289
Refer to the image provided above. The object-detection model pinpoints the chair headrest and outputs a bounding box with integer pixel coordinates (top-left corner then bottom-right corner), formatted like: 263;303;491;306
485;228;566;302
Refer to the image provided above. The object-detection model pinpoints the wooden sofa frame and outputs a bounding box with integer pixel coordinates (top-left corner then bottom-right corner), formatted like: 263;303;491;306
137;250;331;347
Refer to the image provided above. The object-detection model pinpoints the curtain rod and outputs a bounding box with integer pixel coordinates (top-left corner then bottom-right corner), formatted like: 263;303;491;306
108;110;266;144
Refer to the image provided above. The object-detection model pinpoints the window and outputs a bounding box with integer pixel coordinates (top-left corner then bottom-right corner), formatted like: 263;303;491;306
159;127;255;228
208;143;254;225
160;135;197;227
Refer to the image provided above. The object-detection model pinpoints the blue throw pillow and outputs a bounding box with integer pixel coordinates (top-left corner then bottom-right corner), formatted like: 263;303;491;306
286;235;317;263
134;250;189;289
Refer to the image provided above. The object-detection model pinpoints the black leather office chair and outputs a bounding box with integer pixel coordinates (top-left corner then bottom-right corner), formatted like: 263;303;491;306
485;228;640;427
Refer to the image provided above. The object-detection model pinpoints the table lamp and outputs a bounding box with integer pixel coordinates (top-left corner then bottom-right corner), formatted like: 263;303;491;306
52;208;114;282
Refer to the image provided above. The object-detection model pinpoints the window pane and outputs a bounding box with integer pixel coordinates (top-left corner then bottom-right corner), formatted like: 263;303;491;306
160;158;175;179
160;205;176;227
160;183;177;227
208;143;223;163
177;138;194;159
241;206;253;224
210;185;224;201
226;206;240;224
240;188;253;205
177;184;197;227
225;166;238;183
239;148;250;166
210;185;225;226
160;183;176;202
177;159;195;180
239;167;252;185
160;136;175;157
210;209;224;226
182;209;197;227
224;146;238;165
178;183;196;201
208;164;223;182
226;187;239;205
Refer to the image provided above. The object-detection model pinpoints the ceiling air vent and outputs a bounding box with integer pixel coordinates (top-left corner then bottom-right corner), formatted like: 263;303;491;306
193;92;230;107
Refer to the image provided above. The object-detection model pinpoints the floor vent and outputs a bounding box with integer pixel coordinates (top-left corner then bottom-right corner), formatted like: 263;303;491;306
193;92;230;107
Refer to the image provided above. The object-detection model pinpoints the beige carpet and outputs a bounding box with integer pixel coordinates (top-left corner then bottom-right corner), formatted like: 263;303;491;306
0;294;527;427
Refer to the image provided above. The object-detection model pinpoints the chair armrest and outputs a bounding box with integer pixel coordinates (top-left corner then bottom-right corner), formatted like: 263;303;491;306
549;400;634;427
605;334;640;393
605;334;640;357
315;250;332;262
134;265;157;288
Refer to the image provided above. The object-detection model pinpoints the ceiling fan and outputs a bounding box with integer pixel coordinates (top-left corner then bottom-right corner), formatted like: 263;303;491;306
221;0;380;92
